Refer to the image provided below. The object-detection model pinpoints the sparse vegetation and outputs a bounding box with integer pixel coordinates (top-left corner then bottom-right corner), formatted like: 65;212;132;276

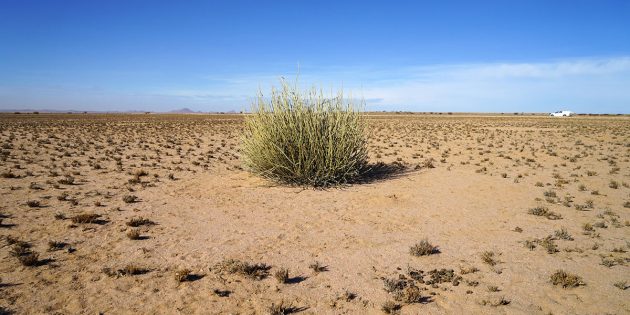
2;113;629;313
174;268;192;282
214;259;270;280
70;213;100;224
550;270;585;288
409;239;438;256
126;229;141;240
309;261;328;273
528;206;562;220
126;217;154;227
381;301;401;314
480;251;499;266
274;268;289;284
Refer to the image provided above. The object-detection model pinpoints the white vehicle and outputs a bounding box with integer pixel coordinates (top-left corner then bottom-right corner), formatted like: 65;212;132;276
550;110;574;117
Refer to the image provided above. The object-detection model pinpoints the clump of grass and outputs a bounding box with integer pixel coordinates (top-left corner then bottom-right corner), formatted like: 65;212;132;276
48;241;66;251
1;170;18;178
274;268;289;284
174;268;192;282
394;285;424;303
613;281;628;290
582;222;594;232
57;176;74;185
126;217;154;227
538;236;558;254
26;200;40;208
524;240;536;250
103;265;149;277
600;257;618;268
480;297;510;307
550;270;585;288
119;265;148;276
122;195;138;203
340;290;357;301
10;242;40;266
241;79;368;187
409;239;438;256
309;261;328;273
214;259;270;280
381;300;401;314
70;213;100;224
554;227;574;241
267;301;298;315
460;266;479;274
383;277;407;293
528;206;562;220
126;229;141;240
480;251;499;266
17;252;39;266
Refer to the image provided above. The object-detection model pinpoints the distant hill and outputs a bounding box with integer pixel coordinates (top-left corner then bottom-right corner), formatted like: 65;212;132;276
168;108;200;114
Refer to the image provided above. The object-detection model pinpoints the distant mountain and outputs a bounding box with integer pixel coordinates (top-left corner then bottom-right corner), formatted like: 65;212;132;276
168;108;199;114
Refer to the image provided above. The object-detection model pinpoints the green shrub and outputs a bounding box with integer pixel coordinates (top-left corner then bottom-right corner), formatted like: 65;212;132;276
241;79;368;187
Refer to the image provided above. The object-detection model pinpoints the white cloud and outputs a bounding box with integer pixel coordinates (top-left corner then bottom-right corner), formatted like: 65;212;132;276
2;56;629;113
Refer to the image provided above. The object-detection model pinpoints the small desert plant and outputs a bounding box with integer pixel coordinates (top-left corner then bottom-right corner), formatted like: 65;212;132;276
613;281;628;290
57;176;74;185
528;206;562;220
480;297;510;307
122;195;138;203
1;170;18;178
550;270;584;288
48;240;66;251
554;227;573;241
383;277;407;293
126;217;154;227
174;268;192;282
241;79;368;187
215;259;270;280
538;236;559;253
103;265;149;277
340;290;357;301
70;213;99;224
126;229;141;240
10;243;39;266
381;300;401;314
409;239;437;256
309;261;327;273
480;251;499;266
394;285;423;303
26;200;40;208
274;268;289;284
267;301;297;315
524;240;536;250
582;222;594;232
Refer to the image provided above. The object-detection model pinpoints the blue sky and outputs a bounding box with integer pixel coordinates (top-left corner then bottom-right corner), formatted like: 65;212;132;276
1;1;629;113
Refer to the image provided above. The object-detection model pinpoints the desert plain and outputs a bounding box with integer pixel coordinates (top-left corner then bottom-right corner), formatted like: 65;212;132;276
0;113;628;314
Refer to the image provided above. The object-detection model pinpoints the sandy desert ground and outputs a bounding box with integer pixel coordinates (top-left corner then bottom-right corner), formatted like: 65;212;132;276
0;113;628;315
